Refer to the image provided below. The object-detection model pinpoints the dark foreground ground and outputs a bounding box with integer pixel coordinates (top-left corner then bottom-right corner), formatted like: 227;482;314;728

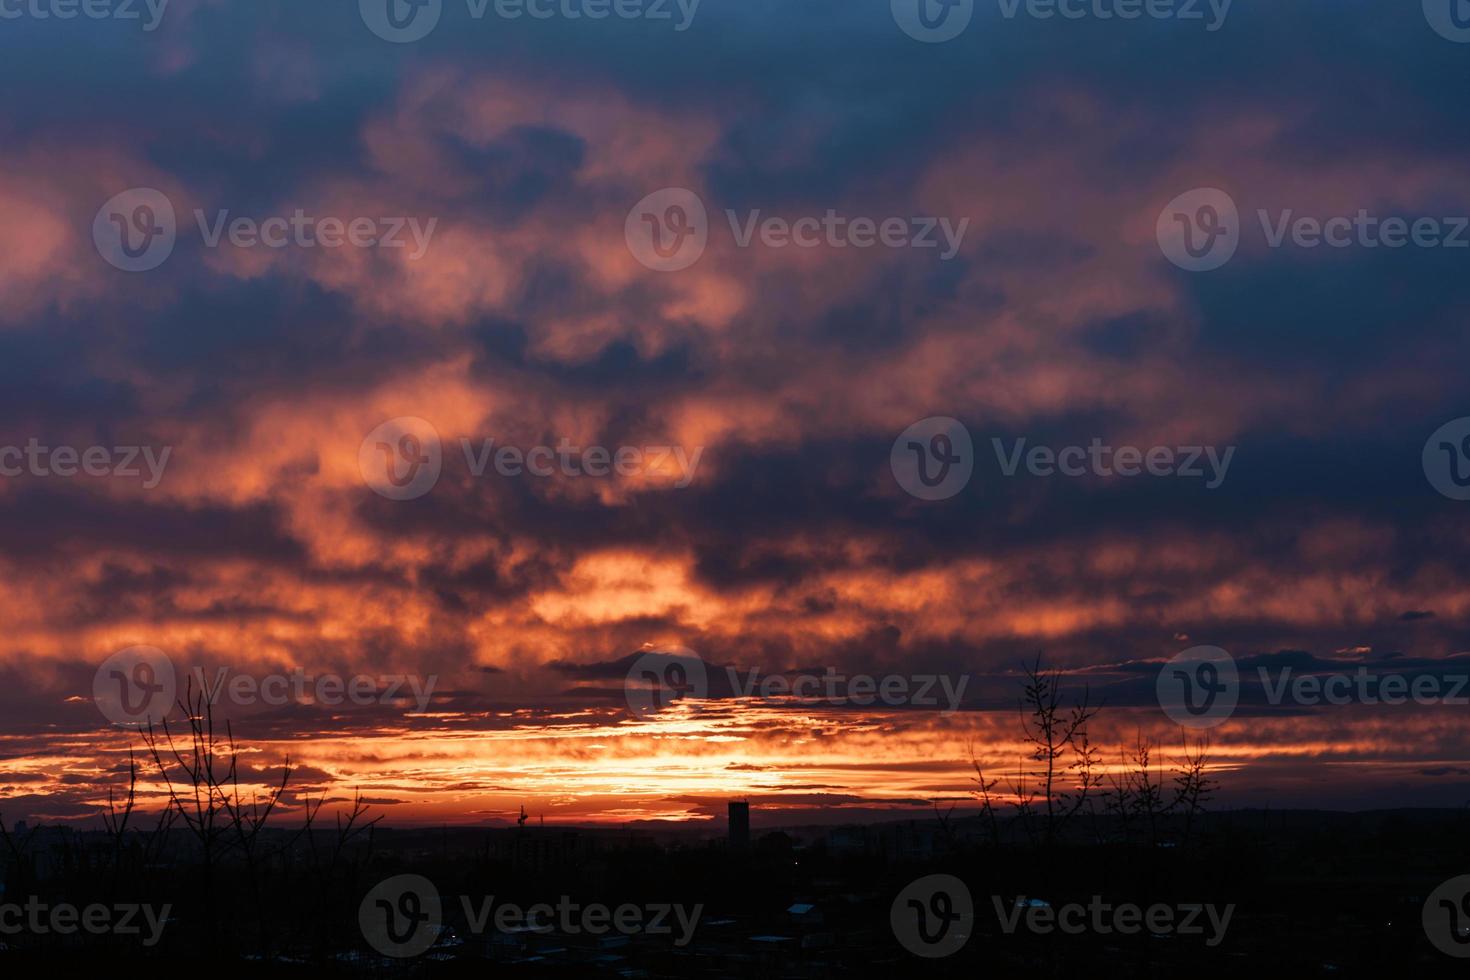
3;808;1470;978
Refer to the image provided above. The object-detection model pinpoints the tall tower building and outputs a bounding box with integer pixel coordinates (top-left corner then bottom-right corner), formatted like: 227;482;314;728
729;800;750;851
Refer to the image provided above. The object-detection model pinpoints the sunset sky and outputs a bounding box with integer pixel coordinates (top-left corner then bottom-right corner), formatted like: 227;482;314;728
3;0;1470;829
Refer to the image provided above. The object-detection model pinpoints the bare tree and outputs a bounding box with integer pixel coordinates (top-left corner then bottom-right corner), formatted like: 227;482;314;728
222;746;295;959
956;661;1224;859
90;750;174;944
1124;733;1169;846
296;789;379;957
142;679;234;933
1103;728;1218;847
931;799;958;852
1012;654;1103;847
967;739;1003;848
100;749;139;846
1171;731;1216;847
141;677;293;946
1101;748;1135;844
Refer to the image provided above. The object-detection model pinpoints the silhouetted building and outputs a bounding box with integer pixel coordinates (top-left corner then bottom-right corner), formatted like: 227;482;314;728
486;827;589;871
729;801;750;851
